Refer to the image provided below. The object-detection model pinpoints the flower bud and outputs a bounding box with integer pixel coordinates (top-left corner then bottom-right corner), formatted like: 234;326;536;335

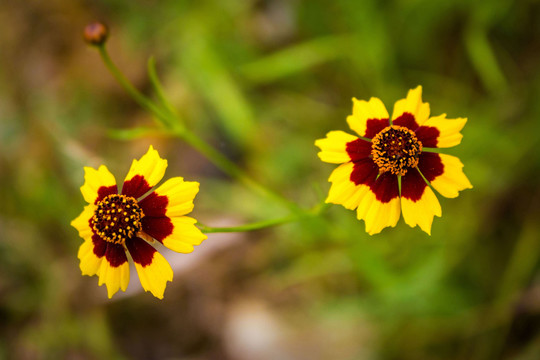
83;22;109;46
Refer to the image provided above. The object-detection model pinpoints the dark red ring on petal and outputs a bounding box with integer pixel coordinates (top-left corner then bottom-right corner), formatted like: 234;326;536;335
345;138;372;162
141;217;173;243
138;191;174;243
122;174;152;199
138;192;168;217
393;112;419;131
364;118;390;139
96;185;118;204
92;234;107;258
414;126;440;148
400;168;427;201
397;152;444;202
350;158;399;203
417;152;444;182
393;112;441;148
104;242;128;267
350;158;379;186
370;172;400;203
126;237;156;267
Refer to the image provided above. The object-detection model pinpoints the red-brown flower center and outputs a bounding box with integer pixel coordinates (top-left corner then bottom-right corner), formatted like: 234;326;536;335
92;194;144;244
371;125;422;176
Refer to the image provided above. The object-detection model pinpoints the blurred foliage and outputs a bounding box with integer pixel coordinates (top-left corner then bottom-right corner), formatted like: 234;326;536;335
1;0;540;359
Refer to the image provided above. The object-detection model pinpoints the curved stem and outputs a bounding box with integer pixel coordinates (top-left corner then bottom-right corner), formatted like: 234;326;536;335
97;45;171;127
96;45;301;212
180;130;300;212
198;214;297;234
198;202;329;234
147;57;180;118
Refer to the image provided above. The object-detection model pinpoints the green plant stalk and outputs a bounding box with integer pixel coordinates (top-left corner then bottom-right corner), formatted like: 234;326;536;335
97;45;172;128
97;44;302;214
147;57;179;118
198;214;297;233
198;202;329;233
179;130;300;212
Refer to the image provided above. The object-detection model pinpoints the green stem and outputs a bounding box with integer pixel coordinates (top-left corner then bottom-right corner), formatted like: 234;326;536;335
179;129;300;212
97;44;300;212
147;57;180;118
198;215;297;233
97;45;171;127
198;202;329;234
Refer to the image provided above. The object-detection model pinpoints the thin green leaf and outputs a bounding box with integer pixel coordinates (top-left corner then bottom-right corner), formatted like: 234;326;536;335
240;35;351;84
147;57;181;119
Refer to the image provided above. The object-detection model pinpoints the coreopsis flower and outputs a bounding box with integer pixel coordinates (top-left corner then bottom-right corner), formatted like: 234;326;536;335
315;86;472;235
71;146;206;298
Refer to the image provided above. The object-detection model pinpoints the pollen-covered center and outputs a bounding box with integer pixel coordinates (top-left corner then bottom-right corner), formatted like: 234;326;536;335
371;125;422;176
92;194;144;244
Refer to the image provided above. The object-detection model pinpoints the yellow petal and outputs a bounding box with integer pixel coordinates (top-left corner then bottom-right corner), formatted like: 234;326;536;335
356;187;401;235
80;165;117;204
153;177;200;217
97;248;130;298
133;252;173;300
122;145;168;198
391;86;430;126
430;153;473;198
161;216;207;253
420;115;468;148
78;237;104;276
326;162;370;210
126;237;173;299
401;186;441;235
315;131;359;164
347;97;389;137
71;204;95;241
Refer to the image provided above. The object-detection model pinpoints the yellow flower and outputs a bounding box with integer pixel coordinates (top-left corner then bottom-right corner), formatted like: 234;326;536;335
315;86;472;235
71;146;207;299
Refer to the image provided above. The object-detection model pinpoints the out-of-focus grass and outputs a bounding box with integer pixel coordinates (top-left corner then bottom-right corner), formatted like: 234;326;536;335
1;0;540;359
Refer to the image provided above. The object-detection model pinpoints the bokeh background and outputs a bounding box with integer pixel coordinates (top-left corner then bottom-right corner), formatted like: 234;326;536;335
1;0;540;359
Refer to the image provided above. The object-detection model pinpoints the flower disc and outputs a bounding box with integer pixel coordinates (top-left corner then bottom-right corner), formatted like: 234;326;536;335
92;194;143;244
371;125;422;176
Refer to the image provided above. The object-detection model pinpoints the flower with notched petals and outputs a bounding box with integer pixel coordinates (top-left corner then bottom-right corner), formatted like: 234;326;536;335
71;146;206;298
315;86;472;235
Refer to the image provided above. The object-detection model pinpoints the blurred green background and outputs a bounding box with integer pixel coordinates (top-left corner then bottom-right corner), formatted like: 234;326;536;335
1;0;540;359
